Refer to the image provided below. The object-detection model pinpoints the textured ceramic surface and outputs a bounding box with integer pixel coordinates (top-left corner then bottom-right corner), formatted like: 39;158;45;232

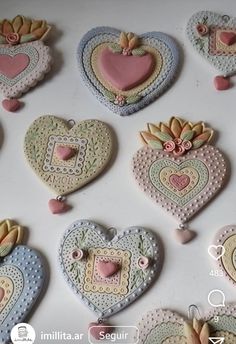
24;115;113;196
78;27;180;116
213;225;236;286
136;305;236;343
0;245;45;344
187;11;236;76
59;220;162;319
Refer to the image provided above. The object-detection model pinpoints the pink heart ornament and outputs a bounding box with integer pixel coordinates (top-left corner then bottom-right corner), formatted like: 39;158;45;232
219;31;236;46
97;261;119;278
48;199;70;214
98;48;154;91
2;98;21;112
55;145;76;161
89;322;113;340
169;174;190;191
0;53;30;78
174;229;196;244
214;76;231;90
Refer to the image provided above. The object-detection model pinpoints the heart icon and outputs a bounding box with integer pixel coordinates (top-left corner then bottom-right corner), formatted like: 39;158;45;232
24;115;113;202
2;98;21;112
0;245;45;344
187;11;236;84
212;225;236;285
208;245;225;261
169;174;190;191
0;41;51;98
135;305;236;343
78;27;180;115
59;220;162;320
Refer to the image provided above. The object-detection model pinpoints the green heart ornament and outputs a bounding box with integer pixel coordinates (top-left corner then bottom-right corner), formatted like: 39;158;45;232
24;115;113;213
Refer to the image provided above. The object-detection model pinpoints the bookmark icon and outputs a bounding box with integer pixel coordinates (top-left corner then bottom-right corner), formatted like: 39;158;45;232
209;338;224;344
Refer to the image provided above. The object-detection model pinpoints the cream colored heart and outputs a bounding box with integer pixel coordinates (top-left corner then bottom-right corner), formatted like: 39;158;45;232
159;167;199;198
24;115;113;196
0;276;14;315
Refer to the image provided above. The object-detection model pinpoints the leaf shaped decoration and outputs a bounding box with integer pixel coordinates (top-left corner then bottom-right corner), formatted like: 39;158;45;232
0;243;14;257
103;89;116;102
148;140;163;149
109;43;122;54
126;94;141;104
192;140;205;149
154;131;173;142
132;48;146;56
170;117;182;138
180;130;195;141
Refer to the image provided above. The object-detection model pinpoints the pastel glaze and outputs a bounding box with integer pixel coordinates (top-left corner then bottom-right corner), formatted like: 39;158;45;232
97;261;119;278
48;199;69;214
169;174;190;191
0;53;29;78
220;31;236;46
214;76;230;90
2;99;21;112
98;48;154;91
55;145;76;161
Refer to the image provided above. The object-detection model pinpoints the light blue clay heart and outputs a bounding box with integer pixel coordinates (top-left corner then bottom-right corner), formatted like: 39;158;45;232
59;220;162;319
0;245;45;344
77;27;180;116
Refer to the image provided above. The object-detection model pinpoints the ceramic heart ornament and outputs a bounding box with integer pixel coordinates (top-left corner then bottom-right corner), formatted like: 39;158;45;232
24;115;113;214
187;11;236;90
0;15;52;111
0;219;45;344
132;117;228;244
78;27;180;116
135;304;236;343
212;225;236;286
59;220;162;340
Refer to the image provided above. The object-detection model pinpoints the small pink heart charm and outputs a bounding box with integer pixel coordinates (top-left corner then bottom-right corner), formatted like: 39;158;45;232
174;229;196;244
169;174;190;191
97;261;119;278
55;146;76;160
0;287;5;302
48;199;70;214
89;322;113;340
2;98;21;112
214;76;230;90
219;31;236;46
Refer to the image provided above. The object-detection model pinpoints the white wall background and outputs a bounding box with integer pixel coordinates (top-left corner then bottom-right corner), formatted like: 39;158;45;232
0;0;236;343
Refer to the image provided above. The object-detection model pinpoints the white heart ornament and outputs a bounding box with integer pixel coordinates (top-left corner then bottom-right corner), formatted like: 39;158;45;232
212;225;236;286
59;220;162;331
187;11;236;88
78;27;180;116
0;15;52;109
132;117;228;243
24;115;114;213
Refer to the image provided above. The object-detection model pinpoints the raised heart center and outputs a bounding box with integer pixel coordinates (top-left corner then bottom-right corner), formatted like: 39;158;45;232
97;260;119;278
219;31;236;46
98;48;155;91
169;174;190;190
0;53;30;78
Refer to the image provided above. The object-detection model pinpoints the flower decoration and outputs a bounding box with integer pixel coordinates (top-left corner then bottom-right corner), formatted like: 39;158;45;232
0;219;23;257
140;117;213;155
137;256;150;270
184;318;209;344
71;248;84;260
196;23;209;37
109;32;146;56
0;15;51;44
114;95;126;106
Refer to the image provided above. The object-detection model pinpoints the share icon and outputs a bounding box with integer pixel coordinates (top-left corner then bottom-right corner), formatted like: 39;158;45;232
209;337;224;344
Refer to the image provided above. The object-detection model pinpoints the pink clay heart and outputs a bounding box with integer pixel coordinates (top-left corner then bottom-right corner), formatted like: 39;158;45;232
89;322;113;340
2;99;21;112
169;174;190;191
55;145;76;160
0;53;30;78
214;76;230;90
219;31;236;46
175;229;196;244
48;199;70;214
97;261;119;278
98;48;154;91
0;287;5;302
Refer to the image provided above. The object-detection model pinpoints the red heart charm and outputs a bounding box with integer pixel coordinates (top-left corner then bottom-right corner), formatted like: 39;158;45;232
89;322;113;340
2;99;21;112
169;174;190;191
98;48;154;91
214;76;230;90
219;31;236;46
55;145;76;160
175;229;196;244
0;54;30;78
48;199;70;214
97;260;119;278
